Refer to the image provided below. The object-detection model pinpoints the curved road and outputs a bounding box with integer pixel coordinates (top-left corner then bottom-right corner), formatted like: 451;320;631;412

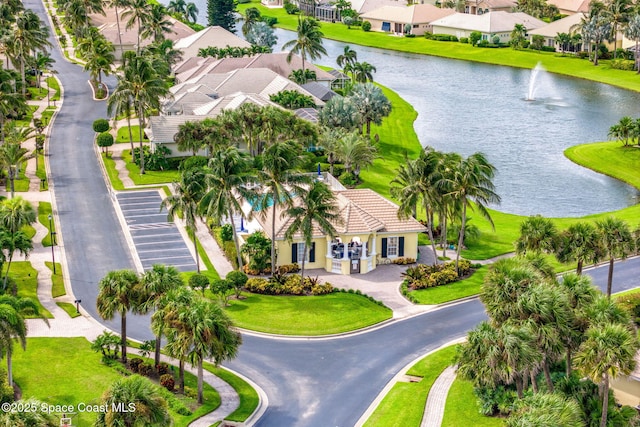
26;0;640;425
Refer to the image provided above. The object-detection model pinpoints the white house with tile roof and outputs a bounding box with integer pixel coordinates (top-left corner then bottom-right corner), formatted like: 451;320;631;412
430;11;545;42
173;26;251;59
360;4;456;35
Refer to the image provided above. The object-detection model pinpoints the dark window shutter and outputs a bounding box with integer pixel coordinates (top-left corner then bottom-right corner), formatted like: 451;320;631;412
399;237;405;257
309;242;316;263
381;238;388;258
292;243;298;263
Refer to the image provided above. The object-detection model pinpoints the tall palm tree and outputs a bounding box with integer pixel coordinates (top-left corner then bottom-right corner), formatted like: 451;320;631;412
163;297;241;404
28;51;55;90
151;286;195;393
336;45;357;73
333;131;377;179
625;14;640;72
139;264;184;369
108;0;132;58
200;147;252;268
96;269;143;364
162;168;206;272
0;295;48;386
555;221;602;275
604;0;632;58
284;180;340;279
0;67;27;144
352;61;377;83
167;0;188;16
515;215;558;255
174;120;205;155
242;7;262;36
0;229;32;290
82;37;115;86
109;54;169;174
441;152;500;273
122;0;152;53
349;83;391;136
7;11;51;97
255;141;311;275
0;196;36;236
596;216;634;297
0;142;30;198
574;322;638;427
282;16;327;73
142;4;173;44
185;2;199;23
95;375;171;427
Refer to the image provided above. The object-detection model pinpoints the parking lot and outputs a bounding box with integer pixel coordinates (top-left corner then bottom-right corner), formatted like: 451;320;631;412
115;190;198;272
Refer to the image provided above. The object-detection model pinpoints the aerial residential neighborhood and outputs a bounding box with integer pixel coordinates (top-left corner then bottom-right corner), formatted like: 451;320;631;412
1;0;640;425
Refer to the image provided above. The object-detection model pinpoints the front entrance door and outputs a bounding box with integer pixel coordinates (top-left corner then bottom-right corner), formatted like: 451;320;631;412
350;259;360;274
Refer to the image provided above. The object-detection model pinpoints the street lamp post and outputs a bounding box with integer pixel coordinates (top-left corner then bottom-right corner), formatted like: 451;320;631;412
48;214;56;274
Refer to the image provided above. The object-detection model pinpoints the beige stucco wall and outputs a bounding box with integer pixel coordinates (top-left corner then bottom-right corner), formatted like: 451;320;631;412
275;237;328;270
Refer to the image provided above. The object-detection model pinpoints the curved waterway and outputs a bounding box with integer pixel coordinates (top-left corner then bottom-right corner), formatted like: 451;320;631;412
170;6;640;217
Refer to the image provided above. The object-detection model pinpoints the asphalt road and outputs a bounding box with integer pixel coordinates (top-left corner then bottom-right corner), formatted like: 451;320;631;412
25;1;640;425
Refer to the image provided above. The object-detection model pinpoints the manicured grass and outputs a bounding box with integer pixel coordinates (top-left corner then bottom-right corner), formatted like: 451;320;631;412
614;287;640;297
11;338;220;427
442;378;504;427
364;345;457;427
11;261;53;318
28;86;48;100
38;201;55;247
225;292;392;335
56;301;79;318
47;261;65;297
565;141;640;190
182;238;221;283
46;76;61;101
41;107;55;126
102;152;125;190
14;105;38;127
122;149;181;185
411;267;488;305
239;1;640;93
116;125;149;143
203;362;260;423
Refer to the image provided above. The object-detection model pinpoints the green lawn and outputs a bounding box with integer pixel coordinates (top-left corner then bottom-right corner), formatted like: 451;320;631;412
239;1;640;93
11;261;53;318
38;201;55;247
364;345;457;427
203;362;260;423
225;292;392;335
565;141;640;189
46;76;61;101
442;378;504;427
41;107;56;127
47;261;65;297
102;152;125;190
122;149;181;185
116;125;149;143
410;267;488;305
12;338;219;427
56;301;80;318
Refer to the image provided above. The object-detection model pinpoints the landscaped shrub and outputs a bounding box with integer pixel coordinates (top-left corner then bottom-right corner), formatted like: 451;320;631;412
132;145;171;171
362;21;371;32
220;224;233;242
459;37;468;44
211;278;234;305
0;367;13;404
429;34;458;42
226;270;248;298
392;257;416;265
128;357;144;373
616;291;640;325
611;59;635;71
184;386;197;399
244;275;335;295
241;231;272;273
137;362;154;377
311;283;334;295
91;330;121;361
402;260;473;290
277;263;300;274
156;362;169;376
284;1;299;14
96;132;114;153
160;374;175;391
262;16;278;26
180;155;208;170
189;273;210;294
157;386;192;415
405;34;416;38
540;45;556;52
92;118;109;133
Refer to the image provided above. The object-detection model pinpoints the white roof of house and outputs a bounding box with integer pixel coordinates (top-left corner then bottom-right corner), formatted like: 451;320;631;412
431;11;546;33
174;26;251;53
360;4;456;24
528;13;583;37
547;0;590;13
351;0;415;14
191;92;280;116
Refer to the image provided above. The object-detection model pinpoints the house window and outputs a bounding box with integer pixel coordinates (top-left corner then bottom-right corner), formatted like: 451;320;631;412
297;243;308;263
382;22;391;31
387;237;399;257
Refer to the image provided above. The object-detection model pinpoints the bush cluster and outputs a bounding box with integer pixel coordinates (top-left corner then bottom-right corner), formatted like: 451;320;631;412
402;259;473;290
159;374;175;391
157;384;192;416
611;59;635;71
425;33;458;42
245;275;334;295
616;292;640;326
392;257;416;265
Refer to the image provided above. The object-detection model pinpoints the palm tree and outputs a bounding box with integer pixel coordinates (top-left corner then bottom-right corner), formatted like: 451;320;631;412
109;54;169;174
0;230;32;291
7;11;51;97
122;0;152;53
441;152;501;273
574;322;638;427
609;116;635;145
143;39;183;80
0;67;27;144
506;393;583;427
555;32;571;54
82;37;115;86
555;221;602;275
185;2;199;23
246;22;277;49
515;215;558;255
284;180;340;279
349;83;391;136
255;141;311;275
108;0;132;57
0;295;48;386
282;16;327;74
318;96;360;131
167;0;187;16
174;120;205;155
510;23;527;48
242;7;262;36
139;264;184;369
96;269;143;364
142;4;173;44
333;131;377;179
604;0;632;58
352;61;376;83
0;196;36;236
162;168;206;272
28;51;55;90
625;14;640;72
163;297;241;404
0;142;30;198
200;147;252;268
596;216;634;297
336;45;357;73
95;375;171;427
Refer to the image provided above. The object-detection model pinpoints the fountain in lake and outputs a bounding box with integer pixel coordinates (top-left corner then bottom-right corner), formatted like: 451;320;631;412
526;62;545;101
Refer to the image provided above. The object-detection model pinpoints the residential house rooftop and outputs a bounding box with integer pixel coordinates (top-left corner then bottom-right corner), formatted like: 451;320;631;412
360;4;456;24
430;11;546;33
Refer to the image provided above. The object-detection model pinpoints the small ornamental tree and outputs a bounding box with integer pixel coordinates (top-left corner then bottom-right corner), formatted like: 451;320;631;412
93;118;110;133
470;31;482;46
211;278;234;306
362;21;371;32
189;273;210;295
97;132;114;155
226;270;248;298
